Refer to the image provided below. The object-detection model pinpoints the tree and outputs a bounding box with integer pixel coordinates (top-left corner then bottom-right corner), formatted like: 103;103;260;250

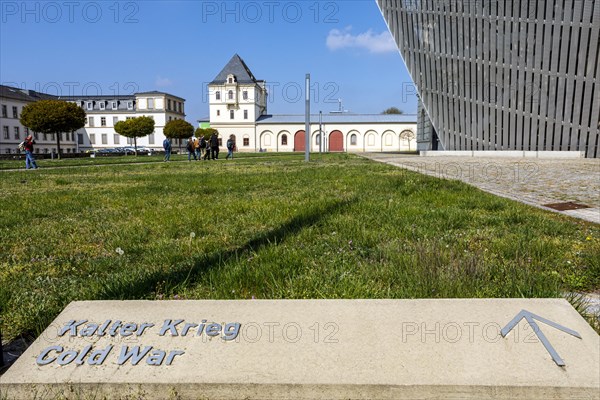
20;100;86;159
382;107;404;115
114;116;155;156
165;119;194;153
400;130;415;151
195;128;219;143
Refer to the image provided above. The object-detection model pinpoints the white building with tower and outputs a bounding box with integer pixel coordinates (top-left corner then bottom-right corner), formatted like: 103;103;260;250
202;54;417;153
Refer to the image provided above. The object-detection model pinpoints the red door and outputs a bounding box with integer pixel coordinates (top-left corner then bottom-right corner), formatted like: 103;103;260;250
329;130;343;152
294;130;305;152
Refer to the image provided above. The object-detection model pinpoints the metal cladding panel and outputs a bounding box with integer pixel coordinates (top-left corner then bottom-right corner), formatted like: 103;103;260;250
377;0;600;157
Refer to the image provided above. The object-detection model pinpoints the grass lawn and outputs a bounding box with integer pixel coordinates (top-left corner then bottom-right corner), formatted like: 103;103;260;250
0;153;598;340
0;152;288;170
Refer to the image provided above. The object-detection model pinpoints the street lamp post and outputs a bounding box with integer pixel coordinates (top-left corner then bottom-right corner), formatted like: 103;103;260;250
319;111;322;153
305;74;310;162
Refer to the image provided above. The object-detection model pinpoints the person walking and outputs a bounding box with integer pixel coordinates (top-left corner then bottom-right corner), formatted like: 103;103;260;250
210;132;219;160
186;137;197;161
163;137;172;162
194;137;201;160
226;135;235;160
22;135;38;169
199;136;207;159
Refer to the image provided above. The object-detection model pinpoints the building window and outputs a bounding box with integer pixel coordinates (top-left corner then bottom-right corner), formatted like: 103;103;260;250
24;127;29;135
243;136;249;146
112;101;118;110
230;110;234;119
281;134;288;145
127;137;133;145
2;126;8;139
216;91;221;100
127;101;133;110
216;110;220;116
148;133;155;144
43;133;47;141
243;91;248;100
350;134;357;145
66;148;71;153
101;134;108;144
12;106;18;118
101;117;106;126
114;134;120;144
78;133;84;145
228;90;234;100
14;126;19;139
113;116;118;125
89;134;96;144
244;110;248;119
218;138;222;146
179;103;182;113
5;149;11;154
1;105;6;118
147;98;154;109
167;99;172;110
86;101;93;110
228;77;233;84
99;102;105;110
88;116;94;127
32;131;38;140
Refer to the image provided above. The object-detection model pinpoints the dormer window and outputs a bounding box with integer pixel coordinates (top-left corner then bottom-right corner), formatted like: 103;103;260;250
227;74;237;84
86;101;93;110
99;102;105;110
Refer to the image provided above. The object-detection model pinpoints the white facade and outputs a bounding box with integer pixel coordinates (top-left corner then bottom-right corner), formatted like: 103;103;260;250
70;92;186;152
204;55;417;153
0;86;77;155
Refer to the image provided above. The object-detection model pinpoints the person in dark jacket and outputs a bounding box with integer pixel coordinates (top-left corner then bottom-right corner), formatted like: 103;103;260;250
23;135;38;169
226;135;235;160
210;132;219;160
163;138;172;162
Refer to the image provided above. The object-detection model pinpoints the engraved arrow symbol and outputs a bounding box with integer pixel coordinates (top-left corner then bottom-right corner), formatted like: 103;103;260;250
501;309;582;367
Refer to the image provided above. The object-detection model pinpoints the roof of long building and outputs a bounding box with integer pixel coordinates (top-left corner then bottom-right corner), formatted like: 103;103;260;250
256;113;417;124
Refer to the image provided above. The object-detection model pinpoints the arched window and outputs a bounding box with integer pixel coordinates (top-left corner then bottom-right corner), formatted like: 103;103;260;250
400;130;415;141
228;90;234;100
216;91;221;100
350;134;357;145
281;134;288;145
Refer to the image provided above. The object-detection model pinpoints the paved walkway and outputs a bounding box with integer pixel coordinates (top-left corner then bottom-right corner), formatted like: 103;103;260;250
362;153;600;224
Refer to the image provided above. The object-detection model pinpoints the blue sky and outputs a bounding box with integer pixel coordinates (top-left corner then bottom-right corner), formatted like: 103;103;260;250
0;1;417;123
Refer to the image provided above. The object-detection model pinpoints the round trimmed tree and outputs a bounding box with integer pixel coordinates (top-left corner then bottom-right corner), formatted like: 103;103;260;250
165;119;194;153
114;116;155;156
20;100;86;159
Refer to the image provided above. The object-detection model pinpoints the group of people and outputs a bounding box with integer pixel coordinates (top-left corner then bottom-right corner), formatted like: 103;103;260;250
163;133;235;162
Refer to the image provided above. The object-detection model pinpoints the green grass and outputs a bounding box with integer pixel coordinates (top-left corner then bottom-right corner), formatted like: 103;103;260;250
0;153;598;340
0;151;297;170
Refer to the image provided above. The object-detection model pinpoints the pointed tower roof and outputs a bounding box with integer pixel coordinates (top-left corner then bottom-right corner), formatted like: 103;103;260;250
210;54;260;85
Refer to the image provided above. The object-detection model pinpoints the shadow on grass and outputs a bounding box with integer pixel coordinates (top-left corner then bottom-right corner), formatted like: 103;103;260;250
97;197;356;300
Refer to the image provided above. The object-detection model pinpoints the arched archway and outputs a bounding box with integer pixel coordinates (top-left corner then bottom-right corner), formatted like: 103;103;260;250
329;130;344;152
260;131;273;150
294;130;305;152
381;130;395;151
277;131;291;152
